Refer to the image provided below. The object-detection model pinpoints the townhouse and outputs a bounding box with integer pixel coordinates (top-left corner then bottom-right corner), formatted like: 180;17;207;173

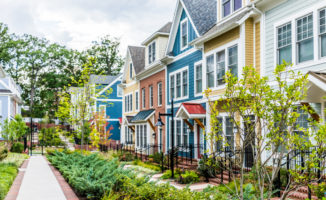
90;75;123;142
164;0;217;159
121;46;145;149
132;22;172;154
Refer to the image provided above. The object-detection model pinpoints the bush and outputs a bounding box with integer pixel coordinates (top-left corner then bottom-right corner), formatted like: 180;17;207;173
197;156;219;182
161;169;181;179
312;182;326;199
10;143;24;153
178;170;199;184
132;160;161;171
39;127;64;147
0;144;8;161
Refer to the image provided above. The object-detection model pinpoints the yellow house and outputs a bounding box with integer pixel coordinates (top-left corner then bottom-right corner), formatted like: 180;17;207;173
120;46;145;148
192;0;263;166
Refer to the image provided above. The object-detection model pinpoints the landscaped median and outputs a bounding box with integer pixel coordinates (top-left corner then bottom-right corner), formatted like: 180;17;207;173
47;150;232;200
0;152;29;200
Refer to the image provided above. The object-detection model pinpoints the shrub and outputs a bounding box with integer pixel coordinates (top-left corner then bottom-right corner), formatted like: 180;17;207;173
312;182;326;199
161;169;182;179
132;160;161;171
10;143;24;153
0;144;8;161
178;170;199;184
197;156;219;182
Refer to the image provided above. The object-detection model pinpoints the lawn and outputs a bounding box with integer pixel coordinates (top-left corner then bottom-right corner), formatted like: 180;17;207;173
0;153;29;200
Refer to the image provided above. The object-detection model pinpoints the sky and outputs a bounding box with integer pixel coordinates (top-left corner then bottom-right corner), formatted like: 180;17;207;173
0;0;176;54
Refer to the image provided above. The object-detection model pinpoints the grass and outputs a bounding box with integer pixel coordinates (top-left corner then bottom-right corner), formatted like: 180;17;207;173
132;159;161;172
0;153;29;200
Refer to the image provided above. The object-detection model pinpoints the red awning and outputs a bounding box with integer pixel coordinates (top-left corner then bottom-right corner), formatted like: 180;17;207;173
176;103;206;119
118;117;122;124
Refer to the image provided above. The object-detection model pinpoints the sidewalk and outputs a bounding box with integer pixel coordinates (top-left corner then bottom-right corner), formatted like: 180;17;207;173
16;156;66;200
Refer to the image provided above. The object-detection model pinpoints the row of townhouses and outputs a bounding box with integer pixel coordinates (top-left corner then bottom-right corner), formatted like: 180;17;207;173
116;0;326;162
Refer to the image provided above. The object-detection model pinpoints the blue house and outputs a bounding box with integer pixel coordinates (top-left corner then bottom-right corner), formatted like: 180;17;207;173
90;75;123;142
163;0;216;158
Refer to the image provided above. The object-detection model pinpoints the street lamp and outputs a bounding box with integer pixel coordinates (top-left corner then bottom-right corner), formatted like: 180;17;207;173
155;99;175;178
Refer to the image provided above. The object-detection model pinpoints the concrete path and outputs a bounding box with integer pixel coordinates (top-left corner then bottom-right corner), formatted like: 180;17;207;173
17;156;66;200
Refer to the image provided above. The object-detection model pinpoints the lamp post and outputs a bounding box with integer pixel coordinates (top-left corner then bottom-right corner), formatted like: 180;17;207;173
155;99;175;178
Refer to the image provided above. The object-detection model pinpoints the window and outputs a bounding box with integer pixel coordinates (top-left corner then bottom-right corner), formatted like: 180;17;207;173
148;42;156;64
135;91;139;110
149;85;153;108
136;126;140;147
170;75;175;100
228;45;238;78
142;88;145;108
117;85;123;97
182;71;188;96
176;120;181;146
216;51;226;85
124;94;133;112
183;121;188;147
206;55;215;88
158;82;162;106
176;73;181;98
294;107;309;136
99;105;106;117
216;117;223;151
320;8;326;57
143;125;147;147
169;68;188;100
129;63;133;79
277;23;292;64
181;19;188;49
297;14;314;63
195;63;202;94
225;117;234;151
223;0;241;18
125;127;133;145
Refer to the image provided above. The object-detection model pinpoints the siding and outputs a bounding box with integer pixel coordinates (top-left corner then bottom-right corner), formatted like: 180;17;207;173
123;82;139;116
245;18;254;67
264;0;326;77
172;9;198;56
167;50;203;105
204;27;240;53
255;21;261;74
107;121;120;140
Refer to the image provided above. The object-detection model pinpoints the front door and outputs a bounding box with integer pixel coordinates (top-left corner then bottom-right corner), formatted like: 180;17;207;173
244;115;255;168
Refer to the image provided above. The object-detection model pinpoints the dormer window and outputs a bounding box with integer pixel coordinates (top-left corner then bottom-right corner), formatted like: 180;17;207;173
129;63;133;79
181;19;188;49
148;41;156;64
222;0;242;18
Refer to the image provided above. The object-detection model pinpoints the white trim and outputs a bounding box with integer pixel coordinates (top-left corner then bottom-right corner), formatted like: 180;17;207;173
95;98;122;102
165;48;198;64
308;75;326;92
168;66;189;102
194;60;203;97
106;119;120;122
180;18;189;51
272;2;326;70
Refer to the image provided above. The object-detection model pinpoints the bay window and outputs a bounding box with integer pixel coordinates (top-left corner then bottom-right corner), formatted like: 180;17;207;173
195;63;202;94
228;45;238;78
277;23;292;64
320;8;326;57
136;125;148;148
206;55;215;88
216;51;226;85
297;14;314;63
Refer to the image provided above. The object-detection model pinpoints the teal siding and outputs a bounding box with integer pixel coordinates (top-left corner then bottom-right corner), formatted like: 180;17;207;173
172;9;198;56
264;0;326;78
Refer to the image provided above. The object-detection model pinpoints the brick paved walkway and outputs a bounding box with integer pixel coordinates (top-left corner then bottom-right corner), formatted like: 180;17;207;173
15;156;67;200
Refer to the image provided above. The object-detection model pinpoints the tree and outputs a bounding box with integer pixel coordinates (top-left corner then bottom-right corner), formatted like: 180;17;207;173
89;110;111;150
0;114;28;147
86;35;124;75
205;63;324;199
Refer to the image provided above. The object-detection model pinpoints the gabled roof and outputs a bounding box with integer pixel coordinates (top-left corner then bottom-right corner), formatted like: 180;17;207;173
131;109;155;123
128;46;145;75
90;75;118;85
158;22;172;33
182;0;217;35
176;103;206;119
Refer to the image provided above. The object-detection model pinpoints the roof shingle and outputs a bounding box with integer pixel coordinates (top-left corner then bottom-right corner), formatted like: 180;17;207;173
131;109;155;123
128;46;145;75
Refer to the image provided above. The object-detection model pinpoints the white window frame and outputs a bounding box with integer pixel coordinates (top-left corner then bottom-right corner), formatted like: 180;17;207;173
148;41;156;64
124;92;133;113
135;91;139;111
129;63;133;79
221;0;243;19
136;124;148;149
204;40;239;90
194;61;203;96
319;7;326;58
277;22;292;64
296;13;314;64
142;88;146;109
180;18;188;51
273;2;326;71
157;82;162;106
117;85;123;97
149;85;153;108
169;66;189;102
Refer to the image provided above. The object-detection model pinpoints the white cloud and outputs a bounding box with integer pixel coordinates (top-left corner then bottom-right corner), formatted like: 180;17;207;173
0;0;175;54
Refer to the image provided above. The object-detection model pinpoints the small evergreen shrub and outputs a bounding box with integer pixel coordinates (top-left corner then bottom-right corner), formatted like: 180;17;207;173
10;143;24;153
178;170;199;184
